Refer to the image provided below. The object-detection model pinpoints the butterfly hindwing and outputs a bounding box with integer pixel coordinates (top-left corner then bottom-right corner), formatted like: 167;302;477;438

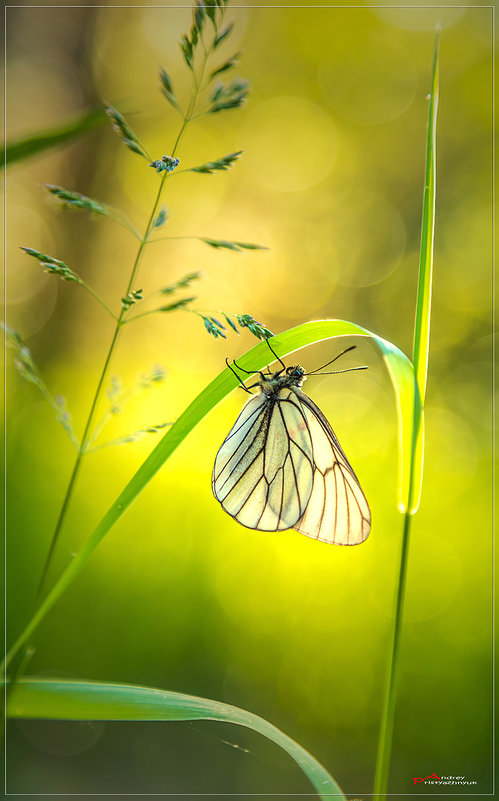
212;388;315;531
291;388;371;545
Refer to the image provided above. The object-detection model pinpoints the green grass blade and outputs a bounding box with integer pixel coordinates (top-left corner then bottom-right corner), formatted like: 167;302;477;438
3;320;415;671
372;32;440;800
409;30;439;513
2;109;106;167
413;31;439;398
7;678;346;799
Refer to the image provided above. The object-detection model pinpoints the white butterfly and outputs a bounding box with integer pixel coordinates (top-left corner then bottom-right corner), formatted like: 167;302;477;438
212;342;371;545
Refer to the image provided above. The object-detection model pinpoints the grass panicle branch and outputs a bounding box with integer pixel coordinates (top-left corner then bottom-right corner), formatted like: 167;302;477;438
197;310;275;341
105;103;151;161
159;68;182;113
186;150;243;174
121;289;143;311
209;50;242;79
208;78;249;114
43;184;141;239
214;22;234;49
84;366;167;453
21;246;79;281
160;272;201;294
3;324;79;450
121;298;273;343
45;183;111;216
86;422;172;454
147;235;268;251
20;247;117;318
201;237;267;251
153;207;169;228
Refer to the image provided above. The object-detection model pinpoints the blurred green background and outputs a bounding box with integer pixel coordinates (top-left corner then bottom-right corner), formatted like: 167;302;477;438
4;1;493;797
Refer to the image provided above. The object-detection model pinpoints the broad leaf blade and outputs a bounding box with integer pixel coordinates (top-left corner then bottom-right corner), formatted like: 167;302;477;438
7;678;346;800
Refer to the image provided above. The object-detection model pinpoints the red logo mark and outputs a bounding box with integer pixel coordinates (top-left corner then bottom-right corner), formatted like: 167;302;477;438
412;773;441;785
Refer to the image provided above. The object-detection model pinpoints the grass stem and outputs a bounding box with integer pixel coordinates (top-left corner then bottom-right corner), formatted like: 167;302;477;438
6;28;217;680
2;166;174;735
372;30;439;798
78;279;118;320
372;511;412;799
34;325;121;602
35;169;169;603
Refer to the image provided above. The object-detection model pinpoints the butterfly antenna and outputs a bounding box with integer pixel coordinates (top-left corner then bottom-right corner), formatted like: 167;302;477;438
307;345;357;375
265;338;286;370
312;365;368;376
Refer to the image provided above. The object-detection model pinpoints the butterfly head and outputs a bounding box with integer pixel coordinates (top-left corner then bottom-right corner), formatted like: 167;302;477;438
275;364;307;389
285;365;306;384
259;365;306;395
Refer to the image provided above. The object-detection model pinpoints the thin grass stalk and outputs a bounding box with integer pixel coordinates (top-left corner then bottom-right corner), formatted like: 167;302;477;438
1;169;170;734
372;487;414;798
372;513;411;796
32;21;212;608
34;169;169;604
33;19;215;604
3;8;238;678
6;25;216;699
372;31;439;799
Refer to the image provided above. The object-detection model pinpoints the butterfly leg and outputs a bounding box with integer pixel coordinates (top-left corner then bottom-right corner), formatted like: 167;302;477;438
265;339;286;370
226;358;257;394
232;358;268;379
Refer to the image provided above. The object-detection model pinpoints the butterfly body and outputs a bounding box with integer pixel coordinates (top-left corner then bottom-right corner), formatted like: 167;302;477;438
212;357;371;545
258;365;307;395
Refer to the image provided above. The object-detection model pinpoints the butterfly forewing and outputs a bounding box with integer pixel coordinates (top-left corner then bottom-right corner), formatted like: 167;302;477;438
292;388;371;545
212;388;315;531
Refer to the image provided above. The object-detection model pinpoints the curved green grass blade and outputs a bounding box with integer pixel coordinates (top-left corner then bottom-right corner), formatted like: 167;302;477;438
372;32;439;801
407;30;439;515
7;678;346;799
3;320;416;671
2;109;107;167
413;32;439;401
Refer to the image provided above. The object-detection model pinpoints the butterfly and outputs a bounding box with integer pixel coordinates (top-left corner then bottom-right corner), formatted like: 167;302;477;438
212;341;371;545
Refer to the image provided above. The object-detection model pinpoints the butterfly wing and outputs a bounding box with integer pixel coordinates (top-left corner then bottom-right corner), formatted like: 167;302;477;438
291;388;371;545
212;389;314;531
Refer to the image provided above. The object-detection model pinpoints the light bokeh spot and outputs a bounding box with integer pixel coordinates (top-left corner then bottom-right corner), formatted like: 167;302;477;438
370;2;466;32
308;190;407;287
244;96;337;192
319;32;418;125
369;533;462;622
